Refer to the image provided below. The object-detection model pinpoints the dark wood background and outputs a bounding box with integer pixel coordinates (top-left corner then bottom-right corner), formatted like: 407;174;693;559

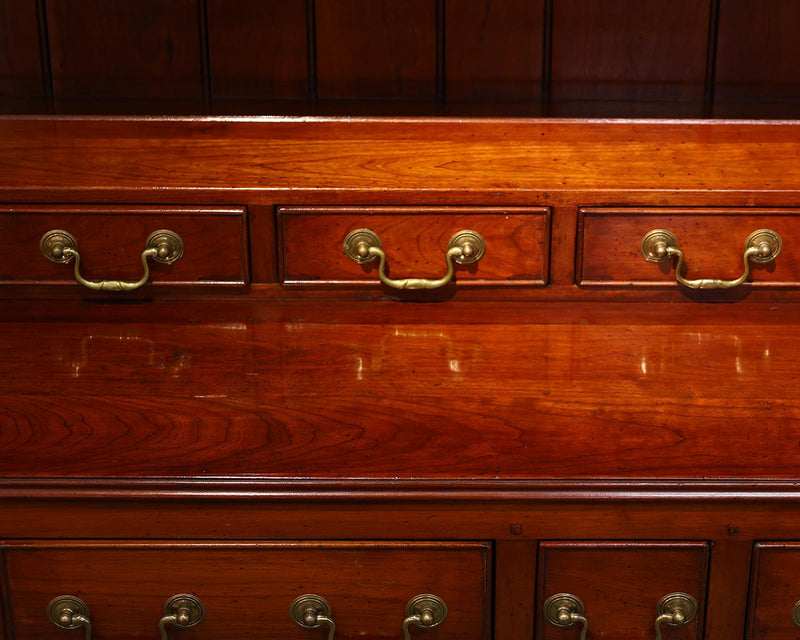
1;0;798;115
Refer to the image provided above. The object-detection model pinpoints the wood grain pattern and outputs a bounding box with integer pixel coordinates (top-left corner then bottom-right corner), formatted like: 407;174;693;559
46;0;203;101
1;118;800;196
4;542;490;640
0;206;248;286
279;206;549;286
445;0;543;101
0;0;44;99
315;0;437;100
0;319;798;479
537;542;708;640
206;0;308;101
579;208;800;287
551;0;711;102
715;0;800;102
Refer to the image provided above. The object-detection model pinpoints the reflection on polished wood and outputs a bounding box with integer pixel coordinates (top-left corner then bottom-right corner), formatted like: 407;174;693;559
0;310;795;480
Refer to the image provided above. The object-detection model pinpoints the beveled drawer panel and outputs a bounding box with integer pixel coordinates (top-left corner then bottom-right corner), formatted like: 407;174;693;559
578;208;800;287
279;206;550;286
0;205;248;286
748;542;800;639
2;541;490;640
537;542;708;640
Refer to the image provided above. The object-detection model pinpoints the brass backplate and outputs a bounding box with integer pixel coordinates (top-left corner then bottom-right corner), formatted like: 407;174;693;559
344;228;382;263
405;594;448;628
543;593;585;628
146;230;184;264
163;594;205;628
792;600;800;628
47;595;89;629
448;230;486;264
40;230;78;264
641;229;678;263
290;594;332;628
656;592;697;625
746;229;782;263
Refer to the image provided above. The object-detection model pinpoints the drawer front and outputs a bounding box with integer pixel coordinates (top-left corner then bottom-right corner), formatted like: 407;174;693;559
748;542;800;639
0;205;248;286
279;206;550;286
579;208;800;287
537;542;709;640
2;542;490;640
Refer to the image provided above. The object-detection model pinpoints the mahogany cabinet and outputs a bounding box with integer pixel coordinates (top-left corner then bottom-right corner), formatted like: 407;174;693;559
1;117;800;640
4;3;800;640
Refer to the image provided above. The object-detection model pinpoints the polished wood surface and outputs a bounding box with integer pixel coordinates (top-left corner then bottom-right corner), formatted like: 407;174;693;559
551;0;710;103
0;313;797;480
46;0;204;103
316;0;437;101
445;0;543;102
716;0;800;103
0;0;43;101
206;0;309;101
1;118;800;199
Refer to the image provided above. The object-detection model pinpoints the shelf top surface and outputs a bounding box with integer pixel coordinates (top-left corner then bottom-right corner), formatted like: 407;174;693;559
2;301;798;483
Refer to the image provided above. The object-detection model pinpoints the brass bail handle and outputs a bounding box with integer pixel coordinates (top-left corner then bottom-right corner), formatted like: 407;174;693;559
290;594;336;640
654;592;697;640
543;593;589;640
641;228;782;289
158;594;206;640
47;596;93;640
344;228;486;290
40;229;184;292
402;594;448;640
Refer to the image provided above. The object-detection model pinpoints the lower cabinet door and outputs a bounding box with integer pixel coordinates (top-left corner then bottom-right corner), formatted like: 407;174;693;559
749;542;800;639
1;542;490;640
536;542;709;640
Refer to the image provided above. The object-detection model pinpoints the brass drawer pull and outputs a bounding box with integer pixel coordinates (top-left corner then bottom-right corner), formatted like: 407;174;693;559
543;593;588;640
159;594;205;640
344;228;485;290
654;592;697;640
291;594;336;640
40;229;184;291
402;594;448;640
641;228;782;289
48;596;93;640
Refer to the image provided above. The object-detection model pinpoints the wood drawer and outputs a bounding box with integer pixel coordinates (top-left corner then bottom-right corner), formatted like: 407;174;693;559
537;542;709;640
748;542;800;639
0;205;248;287
279;206;550;287
578;208;800;287
1;542;490;640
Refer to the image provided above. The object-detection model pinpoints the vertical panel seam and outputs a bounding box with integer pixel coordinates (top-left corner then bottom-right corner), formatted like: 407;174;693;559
307;0;318;103
704;0;721;106
35;0;54;106
197;0;212;113
541;0;553;109
436;0;446;106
